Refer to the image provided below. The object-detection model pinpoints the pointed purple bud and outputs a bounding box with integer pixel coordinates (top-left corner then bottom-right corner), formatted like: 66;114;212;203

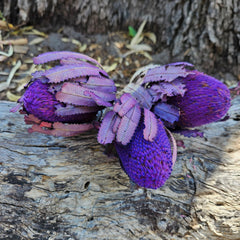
115;119;173;189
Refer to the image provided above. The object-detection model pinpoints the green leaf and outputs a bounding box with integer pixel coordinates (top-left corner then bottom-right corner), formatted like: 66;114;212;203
128;26;137;37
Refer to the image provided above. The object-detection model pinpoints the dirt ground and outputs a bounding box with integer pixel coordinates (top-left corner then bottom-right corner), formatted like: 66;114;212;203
0;22;238;102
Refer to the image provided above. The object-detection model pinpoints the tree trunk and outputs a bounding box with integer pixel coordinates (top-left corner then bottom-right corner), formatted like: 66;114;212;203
1;0;239;78
0;97;239;239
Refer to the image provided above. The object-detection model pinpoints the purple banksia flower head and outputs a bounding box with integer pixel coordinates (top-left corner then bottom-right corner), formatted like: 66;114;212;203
11;51;116;136
169;71;231;127
115;118;173;189
126;62;231;129
98;93;176;189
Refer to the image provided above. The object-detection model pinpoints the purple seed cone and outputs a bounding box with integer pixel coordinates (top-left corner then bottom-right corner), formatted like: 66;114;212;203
22;79;97;123
115;119;172;189
172;71;231;127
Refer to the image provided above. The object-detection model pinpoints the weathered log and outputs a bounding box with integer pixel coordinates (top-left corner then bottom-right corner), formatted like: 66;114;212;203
0;97;239;239
1;0;239;79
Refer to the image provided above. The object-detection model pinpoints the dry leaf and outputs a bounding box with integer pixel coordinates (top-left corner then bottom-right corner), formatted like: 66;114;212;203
0;45;13;57
127;43;152;52
79;43;87;52
29;37;45;45
15;76;31;92
71;39;81;46
0;38;28;45
115;42;124;49
103;63;118;73
24;58;34;64
143;32;157;44
0;20;16;31
139;51;152;60
130;19;147;46
13;45;29;54
22;28;47;37
0;55;8;61
6;91;21;102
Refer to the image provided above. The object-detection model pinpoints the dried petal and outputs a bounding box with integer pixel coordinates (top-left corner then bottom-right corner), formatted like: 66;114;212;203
116;104;141;145
56;83;97;106
84;76;117;93
84;91;113;107
113;93;138;117
98;111;117;144
123;83;152;109
153;102;180;127
143;63;193;84
55;104;99;116
148;79;186;102
143;108;158;141
29;122;94;137
44;65;105;83
33;51;100;66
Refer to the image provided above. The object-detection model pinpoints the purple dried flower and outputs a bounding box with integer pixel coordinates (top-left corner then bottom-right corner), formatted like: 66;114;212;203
170;71;231;127
11;51;116;136
115;118;173;189
97;92;176;189
126;63;231;128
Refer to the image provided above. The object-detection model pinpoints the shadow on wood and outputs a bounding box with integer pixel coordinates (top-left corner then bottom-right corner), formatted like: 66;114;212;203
0;98;240;239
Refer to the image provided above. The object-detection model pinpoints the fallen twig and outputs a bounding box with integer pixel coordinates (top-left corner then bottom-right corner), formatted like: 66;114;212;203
0;60;21;92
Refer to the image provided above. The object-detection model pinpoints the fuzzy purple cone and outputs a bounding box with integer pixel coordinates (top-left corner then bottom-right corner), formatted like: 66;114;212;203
170;71;231;127
115;118;173;189
11;51;116;136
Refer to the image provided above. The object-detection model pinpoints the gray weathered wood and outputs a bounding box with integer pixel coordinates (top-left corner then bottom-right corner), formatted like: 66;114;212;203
0;97;239;239
1;0;239;79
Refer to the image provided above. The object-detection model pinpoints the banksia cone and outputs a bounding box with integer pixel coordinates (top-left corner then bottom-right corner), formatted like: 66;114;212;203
115;119;173;189
171;71;231;127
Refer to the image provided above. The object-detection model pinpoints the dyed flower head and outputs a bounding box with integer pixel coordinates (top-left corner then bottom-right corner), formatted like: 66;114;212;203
103;62;231;189
11;51;116;136
98;92;176;189
115;118;173;189
124;62;231;128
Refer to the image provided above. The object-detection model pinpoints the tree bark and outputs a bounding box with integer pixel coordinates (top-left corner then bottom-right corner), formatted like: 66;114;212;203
0;97;240;239
1;0;239;78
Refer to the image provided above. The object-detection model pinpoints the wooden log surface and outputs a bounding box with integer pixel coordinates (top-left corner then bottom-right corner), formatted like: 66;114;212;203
0;97;240;239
